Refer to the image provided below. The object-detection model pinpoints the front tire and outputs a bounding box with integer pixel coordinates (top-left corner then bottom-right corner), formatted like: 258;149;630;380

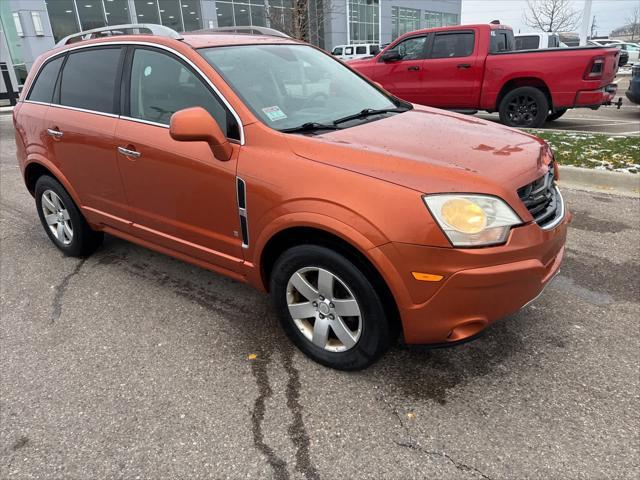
35;175;103;257
499;86;549;128
270;245;391;370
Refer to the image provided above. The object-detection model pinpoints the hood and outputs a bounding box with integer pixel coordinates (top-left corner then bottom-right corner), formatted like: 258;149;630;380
285;106;548;199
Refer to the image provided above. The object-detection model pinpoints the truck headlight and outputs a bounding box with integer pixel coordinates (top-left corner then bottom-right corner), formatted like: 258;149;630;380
423;194;522;247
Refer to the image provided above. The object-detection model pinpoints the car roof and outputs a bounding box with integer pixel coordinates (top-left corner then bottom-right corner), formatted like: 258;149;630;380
180;32;302;48
52;31;302;55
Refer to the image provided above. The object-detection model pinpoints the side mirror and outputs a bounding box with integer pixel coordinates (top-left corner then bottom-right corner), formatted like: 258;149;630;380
381;51;402;62
170;107;233;161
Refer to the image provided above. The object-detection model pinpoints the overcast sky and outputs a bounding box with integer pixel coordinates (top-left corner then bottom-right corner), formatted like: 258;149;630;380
461;0;638;36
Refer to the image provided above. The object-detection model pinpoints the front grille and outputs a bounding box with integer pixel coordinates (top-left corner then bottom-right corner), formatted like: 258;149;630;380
517;164;564;229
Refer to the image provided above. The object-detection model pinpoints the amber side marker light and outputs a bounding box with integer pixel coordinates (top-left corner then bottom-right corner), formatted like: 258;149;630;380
412;272;444;282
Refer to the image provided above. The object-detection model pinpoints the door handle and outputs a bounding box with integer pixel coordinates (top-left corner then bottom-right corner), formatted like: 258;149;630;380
407;66;420;71
457;63;471;69
117;146;141;159
47;128;63;138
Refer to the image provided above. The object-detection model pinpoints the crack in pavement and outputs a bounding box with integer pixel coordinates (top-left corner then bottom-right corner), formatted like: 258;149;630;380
282;345;320;480
378;393;492;480
394;441;493;480
250;346;290;480
51;258;86;323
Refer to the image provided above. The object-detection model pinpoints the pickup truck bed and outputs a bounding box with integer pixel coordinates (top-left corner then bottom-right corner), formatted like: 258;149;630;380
349;23;620;127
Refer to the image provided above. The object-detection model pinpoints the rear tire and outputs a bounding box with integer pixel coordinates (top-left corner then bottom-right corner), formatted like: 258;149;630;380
499;86;549;128
270;245;391;370
546;108;568;122
35;175;103;257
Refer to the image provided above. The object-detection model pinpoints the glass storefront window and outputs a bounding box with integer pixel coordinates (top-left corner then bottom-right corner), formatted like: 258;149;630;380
181;1;202;30
134;0;161;24
233;2;250;26
348;0;379;45
46;0;80;42
216;1;234;27
77;0;107;30
391;6;420;40
424;11;459;29
104;0;131;25
250;5;266;27
159;0;183;31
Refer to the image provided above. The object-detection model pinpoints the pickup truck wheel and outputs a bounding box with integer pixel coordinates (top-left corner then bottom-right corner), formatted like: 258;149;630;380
270;245;391;370
499;87;549;128
546;108;568;121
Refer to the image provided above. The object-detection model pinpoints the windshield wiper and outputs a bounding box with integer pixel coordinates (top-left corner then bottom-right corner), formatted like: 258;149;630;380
280;122;341;134
332;107;410;125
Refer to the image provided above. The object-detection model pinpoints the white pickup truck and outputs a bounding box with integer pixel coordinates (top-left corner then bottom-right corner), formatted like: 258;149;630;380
515;32;563;50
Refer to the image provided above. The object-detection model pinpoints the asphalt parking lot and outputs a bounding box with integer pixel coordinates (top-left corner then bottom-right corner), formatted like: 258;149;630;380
1;113;639;479
477;75;640;136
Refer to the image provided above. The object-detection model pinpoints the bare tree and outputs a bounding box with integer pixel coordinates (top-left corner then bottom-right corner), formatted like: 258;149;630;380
267;0;344;47
626;7;640;41
610;7;640;41
523;0;582;33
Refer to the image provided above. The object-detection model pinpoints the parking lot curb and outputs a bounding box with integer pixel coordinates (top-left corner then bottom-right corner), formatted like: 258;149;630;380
0;106;14;115
559;165;640;197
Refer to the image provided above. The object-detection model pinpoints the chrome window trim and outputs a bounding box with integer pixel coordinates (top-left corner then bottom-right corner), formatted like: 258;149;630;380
23;40;245;145
49;102;120;118
120;115;170;129
540;186;565;231
23;100;50;107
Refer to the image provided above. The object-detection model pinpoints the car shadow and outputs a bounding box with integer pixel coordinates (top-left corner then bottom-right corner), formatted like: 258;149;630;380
90;234;559;406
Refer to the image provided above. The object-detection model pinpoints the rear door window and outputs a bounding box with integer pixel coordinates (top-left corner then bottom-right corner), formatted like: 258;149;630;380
345;47;353;55
27;55;64;103
59;47;122;114
356;46;367;55
430;32;475;59
490;30;515;52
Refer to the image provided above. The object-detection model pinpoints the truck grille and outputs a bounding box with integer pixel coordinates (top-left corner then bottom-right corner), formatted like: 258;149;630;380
517;165;564;229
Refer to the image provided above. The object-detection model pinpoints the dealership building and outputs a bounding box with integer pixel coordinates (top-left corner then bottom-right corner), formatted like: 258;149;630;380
1;0;461;98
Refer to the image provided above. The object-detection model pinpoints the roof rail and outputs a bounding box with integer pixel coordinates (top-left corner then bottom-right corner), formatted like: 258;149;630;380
55;23;182;47
193;26;290;39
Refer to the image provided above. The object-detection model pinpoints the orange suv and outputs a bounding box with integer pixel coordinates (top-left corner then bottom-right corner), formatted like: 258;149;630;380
13;25;569;370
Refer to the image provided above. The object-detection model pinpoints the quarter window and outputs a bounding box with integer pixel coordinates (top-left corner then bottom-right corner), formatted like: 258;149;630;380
431;32;475;59
356;46;367;55
59;47;122;113
27;56;64;103
128;48;238;140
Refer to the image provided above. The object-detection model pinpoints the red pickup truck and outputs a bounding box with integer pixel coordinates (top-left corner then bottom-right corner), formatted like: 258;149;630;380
349;23;620;127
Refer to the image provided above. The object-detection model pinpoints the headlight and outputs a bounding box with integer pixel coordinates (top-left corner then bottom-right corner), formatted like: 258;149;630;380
423;194;521;247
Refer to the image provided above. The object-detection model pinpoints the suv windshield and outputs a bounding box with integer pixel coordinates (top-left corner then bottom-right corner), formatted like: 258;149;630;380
199;44;406;132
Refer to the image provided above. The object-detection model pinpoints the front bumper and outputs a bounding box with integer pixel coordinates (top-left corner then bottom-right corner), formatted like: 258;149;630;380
372;211;570;345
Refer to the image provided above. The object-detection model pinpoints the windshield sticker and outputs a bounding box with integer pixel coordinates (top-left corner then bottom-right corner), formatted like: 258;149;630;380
262;106;288;122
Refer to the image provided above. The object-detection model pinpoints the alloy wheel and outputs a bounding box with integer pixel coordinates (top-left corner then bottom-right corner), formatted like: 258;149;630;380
41;189;73;245
506;94;539;126
286;267;362;352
